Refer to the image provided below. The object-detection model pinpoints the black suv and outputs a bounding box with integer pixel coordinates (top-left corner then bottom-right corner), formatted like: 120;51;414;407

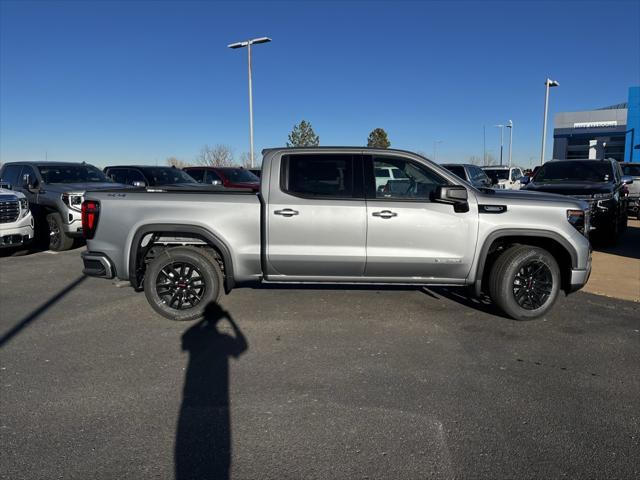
103;165;201;187
524;159;633;244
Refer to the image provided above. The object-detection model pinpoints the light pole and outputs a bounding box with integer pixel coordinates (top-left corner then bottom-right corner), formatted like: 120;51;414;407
228;36;271;168
506;120;513;168
433;140;443;162
540;77;559;165
483;125;486;165
495;124;505;166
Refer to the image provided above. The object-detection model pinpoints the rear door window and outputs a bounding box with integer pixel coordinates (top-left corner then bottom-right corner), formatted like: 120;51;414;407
187;169;204;182
204;170;222;183
107;168;128;184
283;154;356;198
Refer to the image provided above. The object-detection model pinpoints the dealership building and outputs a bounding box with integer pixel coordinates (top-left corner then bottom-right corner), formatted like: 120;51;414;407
552;86;640;163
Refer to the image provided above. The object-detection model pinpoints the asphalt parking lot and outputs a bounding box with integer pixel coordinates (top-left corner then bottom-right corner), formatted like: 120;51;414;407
1;247;639;479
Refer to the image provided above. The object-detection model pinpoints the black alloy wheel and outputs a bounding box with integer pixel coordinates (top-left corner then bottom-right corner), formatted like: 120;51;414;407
155;261;206;310
512;260;553;310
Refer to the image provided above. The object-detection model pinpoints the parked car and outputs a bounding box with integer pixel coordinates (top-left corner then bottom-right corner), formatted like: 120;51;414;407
0;162;125;251
482;166;525;190
523;159;632;244
82;147;591;322
248;168;262;178
441;164;492;189
104;165;202;188
0;185;34;249
183;167;260;191
621;162;640;219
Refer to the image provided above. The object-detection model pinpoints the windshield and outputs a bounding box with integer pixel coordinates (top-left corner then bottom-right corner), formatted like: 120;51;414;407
443;165;466;179
534;161;614;183
38;164;111;184
218;168;259;183
622;164;640;177
484;169;509;182
142;167;196;185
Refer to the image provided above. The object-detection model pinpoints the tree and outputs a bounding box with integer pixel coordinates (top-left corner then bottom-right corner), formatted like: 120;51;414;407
287;120;319;147
166;156;191;168
196;144;235;167
367;128;391;149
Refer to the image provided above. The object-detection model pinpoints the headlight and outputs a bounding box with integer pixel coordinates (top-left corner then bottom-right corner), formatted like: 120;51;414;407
567;209;586;235
61;192;84;211
19;198;30;218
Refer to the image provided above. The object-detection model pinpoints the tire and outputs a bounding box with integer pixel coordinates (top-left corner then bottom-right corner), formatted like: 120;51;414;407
143;246;223;321
488;245;561;321
46;212;74;251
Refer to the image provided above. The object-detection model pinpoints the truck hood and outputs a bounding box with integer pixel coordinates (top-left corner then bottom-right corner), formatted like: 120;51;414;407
45;182;129;193
524;182;614;197
0;187;24;199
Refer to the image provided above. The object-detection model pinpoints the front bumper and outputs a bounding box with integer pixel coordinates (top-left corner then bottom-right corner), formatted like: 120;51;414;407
60;207;83;236
0;215;35;248
627;197;639;215
567;254;592;293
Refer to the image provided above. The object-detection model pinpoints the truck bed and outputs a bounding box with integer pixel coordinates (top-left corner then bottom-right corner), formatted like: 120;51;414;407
84;189;261;283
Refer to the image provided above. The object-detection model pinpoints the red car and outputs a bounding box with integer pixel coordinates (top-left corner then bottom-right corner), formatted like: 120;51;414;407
183;167;260;191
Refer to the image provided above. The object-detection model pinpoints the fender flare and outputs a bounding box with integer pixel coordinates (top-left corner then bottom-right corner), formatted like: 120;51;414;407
473;228;579;296
128;223;235;293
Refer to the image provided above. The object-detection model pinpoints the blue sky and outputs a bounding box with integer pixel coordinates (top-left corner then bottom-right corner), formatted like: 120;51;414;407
1;0;639;168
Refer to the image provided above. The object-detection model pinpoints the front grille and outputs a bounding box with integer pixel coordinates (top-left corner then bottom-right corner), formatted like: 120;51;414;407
0;200;19;224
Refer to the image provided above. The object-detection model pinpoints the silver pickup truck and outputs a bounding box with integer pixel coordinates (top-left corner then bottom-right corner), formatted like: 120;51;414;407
81;147;591;321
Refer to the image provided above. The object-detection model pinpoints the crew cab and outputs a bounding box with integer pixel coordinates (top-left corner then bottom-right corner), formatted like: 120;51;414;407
81;147;592;321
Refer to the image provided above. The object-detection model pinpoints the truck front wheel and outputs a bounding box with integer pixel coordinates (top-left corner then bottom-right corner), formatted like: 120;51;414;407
143;246;223;321
46;212;74;251
488;245;561;321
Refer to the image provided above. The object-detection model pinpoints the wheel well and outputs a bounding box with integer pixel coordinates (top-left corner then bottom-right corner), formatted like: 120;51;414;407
480;236;573;294
130;231;232;293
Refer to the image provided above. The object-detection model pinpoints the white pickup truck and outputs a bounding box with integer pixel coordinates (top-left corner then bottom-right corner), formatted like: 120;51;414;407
0;186;34;249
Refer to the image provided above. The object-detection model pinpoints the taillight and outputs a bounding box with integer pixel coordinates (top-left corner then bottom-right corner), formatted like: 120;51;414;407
81;200;100;239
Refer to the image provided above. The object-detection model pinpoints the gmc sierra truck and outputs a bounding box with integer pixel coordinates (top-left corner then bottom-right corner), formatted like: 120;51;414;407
81;147;592;321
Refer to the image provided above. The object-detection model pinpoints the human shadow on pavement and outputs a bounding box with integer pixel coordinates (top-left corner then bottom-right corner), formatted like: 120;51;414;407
175;303;248;480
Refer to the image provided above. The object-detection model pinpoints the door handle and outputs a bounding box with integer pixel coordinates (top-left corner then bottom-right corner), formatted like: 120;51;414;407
372;210;397;219
274;208;299;217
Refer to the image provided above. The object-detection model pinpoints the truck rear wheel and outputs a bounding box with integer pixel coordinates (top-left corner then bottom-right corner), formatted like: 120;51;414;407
143;246;223;321
488;245;561;321
46;212;74;251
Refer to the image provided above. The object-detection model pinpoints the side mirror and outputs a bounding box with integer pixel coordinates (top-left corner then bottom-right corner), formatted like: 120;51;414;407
132;181;146;187
433;185;469;212
519;176;531;185
23;173;38;192
621;175;633;185
211;180;222;186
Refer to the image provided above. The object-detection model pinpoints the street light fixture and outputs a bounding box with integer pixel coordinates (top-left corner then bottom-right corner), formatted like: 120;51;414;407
506;120;513;168
540;78;559;165
495;124;505;166
228;36;272;168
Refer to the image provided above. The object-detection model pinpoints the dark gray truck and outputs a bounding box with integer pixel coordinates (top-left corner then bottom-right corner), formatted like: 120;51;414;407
81;147;592;321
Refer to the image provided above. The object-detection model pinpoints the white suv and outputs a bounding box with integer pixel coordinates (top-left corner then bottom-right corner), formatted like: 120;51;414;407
482;166;525;190
0;186;34;249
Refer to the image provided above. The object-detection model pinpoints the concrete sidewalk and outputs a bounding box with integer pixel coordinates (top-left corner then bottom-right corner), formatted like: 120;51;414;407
583;219;640;302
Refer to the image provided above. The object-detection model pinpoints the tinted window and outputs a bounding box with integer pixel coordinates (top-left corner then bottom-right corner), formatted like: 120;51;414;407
39;164;110;183
443;165;466;180
128;169;147;184
140;167;196;185
204;170;222;183
107;168;128;184
623;164;640;176
187;169;204;182
0;165;23;188
285;154;354;198
375;168;390;178
218;168;259;183
373;157;445;200
534;161;614;183
484;169;509;182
